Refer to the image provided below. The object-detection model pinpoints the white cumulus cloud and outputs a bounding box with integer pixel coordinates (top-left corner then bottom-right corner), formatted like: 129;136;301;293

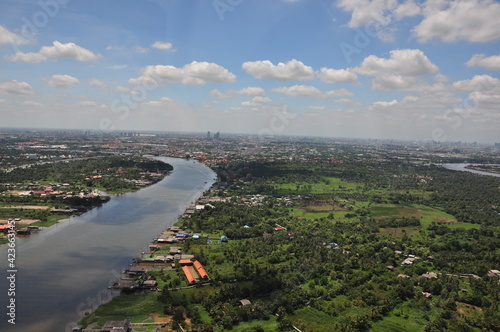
40;41;100;61
371;99;399;108
129;61;236;86
47;74;80;88
453;75;500;92
337;0;422;41
394;0;422;19
241;96;272;107
210;89;228;99
8;51;46;63
8;41;100;62
0;80;34;96
355;49;438;77
0;25;28;46
238;87;266;96
151;41;175;51
337;0;397;28
318;68;358;84
452;75;500;112
242;59;314;81
413;0;500;42
466;54;500;70
89;78;107;89
271;85;354;98
211;87;266;99
372;75;417;90
355;49;439;90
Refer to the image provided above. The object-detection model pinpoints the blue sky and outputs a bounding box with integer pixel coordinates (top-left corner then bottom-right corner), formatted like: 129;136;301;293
1;0;500;143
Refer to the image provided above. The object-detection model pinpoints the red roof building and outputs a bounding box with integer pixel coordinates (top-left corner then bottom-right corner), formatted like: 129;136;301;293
193;260;209;279
179;259;193;266
182;265;197;284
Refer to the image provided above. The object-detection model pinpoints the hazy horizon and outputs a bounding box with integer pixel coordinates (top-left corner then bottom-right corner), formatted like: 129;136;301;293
1;1;500;143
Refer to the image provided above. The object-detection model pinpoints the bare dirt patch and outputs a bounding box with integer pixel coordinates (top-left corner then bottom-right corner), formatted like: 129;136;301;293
435;217;456;223
0;219;41;225
150;313;171;323
0;205;51;210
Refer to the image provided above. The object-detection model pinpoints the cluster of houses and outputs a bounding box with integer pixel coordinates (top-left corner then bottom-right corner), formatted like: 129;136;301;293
109;267;158;292
0;220;43;236
391;251;500;282
136;244;195;266
1;182;70;196
394;251;429;266
151;226;205;246
180;195;226;218
122;172;164;187
0;182;111;202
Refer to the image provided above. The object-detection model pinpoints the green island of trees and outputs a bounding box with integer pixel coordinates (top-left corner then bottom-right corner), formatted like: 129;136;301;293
82;158;500;331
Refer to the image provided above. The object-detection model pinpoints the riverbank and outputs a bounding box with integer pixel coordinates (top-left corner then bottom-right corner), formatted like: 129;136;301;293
441;163;500;178
0;157;216;332
75;183;220;330
465;164;500;175
0;156;174;243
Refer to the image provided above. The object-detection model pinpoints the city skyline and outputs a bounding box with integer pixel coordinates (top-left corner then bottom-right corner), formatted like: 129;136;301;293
1;0;500;143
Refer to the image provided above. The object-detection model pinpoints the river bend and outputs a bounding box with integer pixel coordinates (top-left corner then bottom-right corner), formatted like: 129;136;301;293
0;157;215;332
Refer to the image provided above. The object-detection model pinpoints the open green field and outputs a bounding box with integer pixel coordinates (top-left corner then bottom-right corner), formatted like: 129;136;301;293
378;227;421;239
221;316;279;331
370;313;427;332
79;293;166;327
290;307;339;331
369;297;450;332
371;203;480;229
275;176;361;195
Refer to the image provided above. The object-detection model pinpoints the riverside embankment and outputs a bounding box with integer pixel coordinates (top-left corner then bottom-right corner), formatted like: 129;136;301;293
0;157;216;332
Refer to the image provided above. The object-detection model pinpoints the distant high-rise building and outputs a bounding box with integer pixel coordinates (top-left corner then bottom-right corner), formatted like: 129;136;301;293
214;131;220;140
207;131;211;140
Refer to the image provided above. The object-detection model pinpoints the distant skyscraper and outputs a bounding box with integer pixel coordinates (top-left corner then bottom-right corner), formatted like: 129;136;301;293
214;131;220;140
207;131;211;140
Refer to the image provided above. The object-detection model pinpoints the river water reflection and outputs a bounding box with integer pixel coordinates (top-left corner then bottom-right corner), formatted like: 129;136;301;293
441;163;500;178
0;157;215;332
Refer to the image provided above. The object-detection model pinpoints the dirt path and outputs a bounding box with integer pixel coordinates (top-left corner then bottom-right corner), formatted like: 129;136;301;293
150;313;171;323
0;205;51;210
0;219;41;225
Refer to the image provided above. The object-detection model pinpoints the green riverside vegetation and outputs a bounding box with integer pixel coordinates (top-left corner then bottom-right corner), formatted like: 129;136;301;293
86;158;500;331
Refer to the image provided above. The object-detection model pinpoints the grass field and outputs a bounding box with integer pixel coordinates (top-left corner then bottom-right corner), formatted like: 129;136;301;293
291;307;339;331
284;178;481;232
225;315;279;331
370;314;426;332
370;203;479;229
378;227;420;239
275;176;360;195
79;293;165;327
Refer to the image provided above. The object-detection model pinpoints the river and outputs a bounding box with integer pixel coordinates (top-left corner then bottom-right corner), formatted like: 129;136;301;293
441;163;500;178
0;157;216;332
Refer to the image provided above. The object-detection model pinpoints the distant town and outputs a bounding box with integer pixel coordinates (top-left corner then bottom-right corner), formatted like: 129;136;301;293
1;128;500;172
1;128;500;332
